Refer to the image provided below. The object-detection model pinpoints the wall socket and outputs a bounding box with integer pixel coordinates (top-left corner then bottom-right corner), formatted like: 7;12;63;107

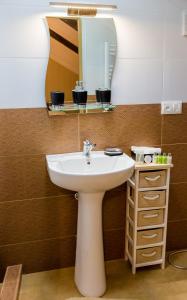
161;101;183;115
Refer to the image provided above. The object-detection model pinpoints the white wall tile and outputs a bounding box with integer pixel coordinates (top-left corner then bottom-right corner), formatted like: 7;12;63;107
0;6;50;58
164;2;187;60
0;58;47;108
115;11;164;59
0;0;48;6
0;0;187;107
117;0;167;13
163;59;187;101
112;58;163;104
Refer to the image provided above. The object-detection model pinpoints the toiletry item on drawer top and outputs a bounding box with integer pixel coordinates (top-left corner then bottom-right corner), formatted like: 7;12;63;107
131;146;161;164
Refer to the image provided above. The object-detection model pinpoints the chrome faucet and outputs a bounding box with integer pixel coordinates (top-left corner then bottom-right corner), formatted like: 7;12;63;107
83;140;96;161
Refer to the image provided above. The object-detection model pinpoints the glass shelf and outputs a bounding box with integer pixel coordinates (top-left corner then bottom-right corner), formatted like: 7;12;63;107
47;103;116;115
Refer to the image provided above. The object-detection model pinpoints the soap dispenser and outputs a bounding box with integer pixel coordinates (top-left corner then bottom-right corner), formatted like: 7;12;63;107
72;81;87;105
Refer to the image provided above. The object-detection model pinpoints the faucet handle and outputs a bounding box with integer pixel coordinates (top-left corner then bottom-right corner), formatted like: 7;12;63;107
83;140;96;147
91;143;96;149
83;139;91;146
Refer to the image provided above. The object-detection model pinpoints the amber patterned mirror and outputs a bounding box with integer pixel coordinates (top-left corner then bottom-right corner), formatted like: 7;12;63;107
45;17;117;106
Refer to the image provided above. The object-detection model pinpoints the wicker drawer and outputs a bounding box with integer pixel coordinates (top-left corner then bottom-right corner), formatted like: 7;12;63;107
129;226;163;246
136;229;163;246
129;207;164;227
138;191;166;208
138;209;164;227
136;246;162;264
139;170;166;188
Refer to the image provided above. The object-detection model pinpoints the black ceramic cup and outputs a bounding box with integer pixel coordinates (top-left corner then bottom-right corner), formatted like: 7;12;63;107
72;91;87;105
51;91;65;106
96;89;111;103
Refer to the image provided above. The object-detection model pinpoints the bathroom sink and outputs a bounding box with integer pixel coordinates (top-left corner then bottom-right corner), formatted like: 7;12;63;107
46;151;134;297
46;151;135;192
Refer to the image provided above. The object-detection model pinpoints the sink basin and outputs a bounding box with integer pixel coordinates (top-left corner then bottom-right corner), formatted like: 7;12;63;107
46;151;135;297
46;151;135;192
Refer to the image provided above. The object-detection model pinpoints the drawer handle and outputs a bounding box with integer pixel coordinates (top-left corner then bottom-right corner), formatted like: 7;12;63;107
141;251;157;258
145;175;161;182
142;233;158;239
143;213;159;219
143;195;160;201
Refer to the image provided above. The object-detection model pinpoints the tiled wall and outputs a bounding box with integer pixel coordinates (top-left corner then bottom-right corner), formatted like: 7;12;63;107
0;103;187;279
1;0;187;108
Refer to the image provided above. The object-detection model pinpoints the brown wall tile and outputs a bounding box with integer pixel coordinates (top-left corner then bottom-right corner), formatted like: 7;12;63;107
103;189;126;231
0;110;26;156
103;229;125;261
162;103;187;145
0;156;25;202
167;220;187;250
1;104;187;277
23;155;72;199
20;110;79;155
79;105;161;150
0;228;126;281
0;236;76;281
162;144;187;183
0;109;79;156
169;183;187;222
0;195;77;245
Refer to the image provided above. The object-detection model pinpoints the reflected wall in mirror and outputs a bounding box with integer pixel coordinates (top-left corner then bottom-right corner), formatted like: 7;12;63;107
45;17;117;105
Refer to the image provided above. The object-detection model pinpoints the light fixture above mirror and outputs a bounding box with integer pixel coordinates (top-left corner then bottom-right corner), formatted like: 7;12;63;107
49;2;117;16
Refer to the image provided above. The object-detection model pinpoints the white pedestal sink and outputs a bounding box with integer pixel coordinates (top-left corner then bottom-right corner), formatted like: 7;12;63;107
46;151;135;297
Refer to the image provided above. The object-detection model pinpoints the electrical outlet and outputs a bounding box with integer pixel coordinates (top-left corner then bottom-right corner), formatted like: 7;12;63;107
161;101;183;115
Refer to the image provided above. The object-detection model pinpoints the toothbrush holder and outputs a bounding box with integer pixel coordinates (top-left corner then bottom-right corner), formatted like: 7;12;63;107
72;91;87;105
51;91;65;106
96;89;111;104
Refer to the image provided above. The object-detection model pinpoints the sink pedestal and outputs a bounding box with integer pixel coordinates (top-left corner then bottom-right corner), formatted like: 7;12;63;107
47;151;135;297
75;191;106;297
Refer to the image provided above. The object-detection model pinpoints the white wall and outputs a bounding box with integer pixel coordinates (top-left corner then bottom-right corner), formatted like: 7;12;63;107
1;0;187;108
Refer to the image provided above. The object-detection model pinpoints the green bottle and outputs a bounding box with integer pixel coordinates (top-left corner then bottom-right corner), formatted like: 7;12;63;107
158;154;162;164
162;153;167;164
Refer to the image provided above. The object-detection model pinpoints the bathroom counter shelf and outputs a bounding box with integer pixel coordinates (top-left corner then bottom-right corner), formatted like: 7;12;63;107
134;163;173;170
47;103;116;116
125;162;173;274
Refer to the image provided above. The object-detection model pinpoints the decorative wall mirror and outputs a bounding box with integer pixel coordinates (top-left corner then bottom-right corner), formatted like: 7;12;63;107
45;17;117;115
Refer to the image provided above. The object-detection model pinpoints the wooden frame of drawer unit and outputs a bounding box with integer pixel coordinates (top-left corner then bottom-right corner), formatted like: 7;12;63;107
125;163;173;274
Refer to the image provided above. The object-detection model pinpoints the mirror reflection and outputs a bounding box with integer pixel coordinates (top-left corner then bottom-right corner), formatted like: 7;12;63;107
45;17;117;106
